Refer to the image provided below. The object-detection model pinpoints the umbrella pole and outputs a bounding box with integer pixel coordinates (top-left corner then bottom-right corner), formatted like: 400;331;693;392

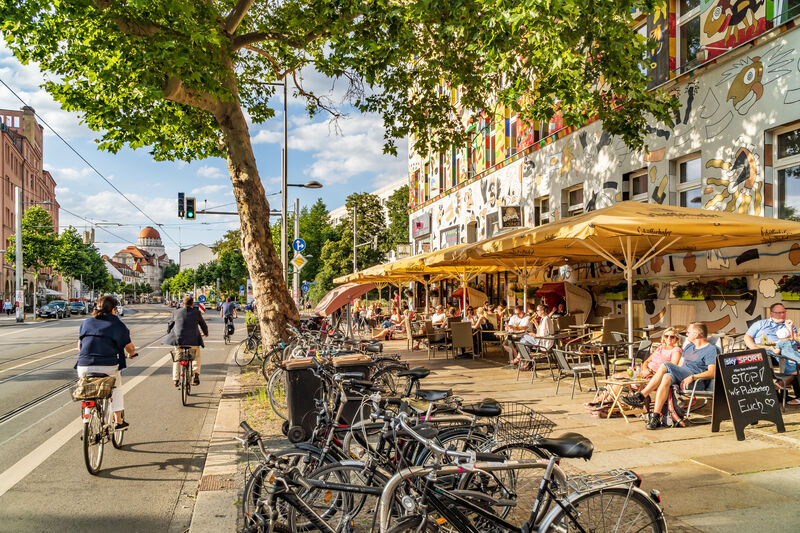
522;258;528;310
424;281;430;314
345;301;353;339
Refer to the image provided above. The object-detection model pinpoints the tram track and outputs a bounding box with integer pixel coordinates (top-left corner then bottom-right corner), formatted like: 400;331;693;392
0;308;174;426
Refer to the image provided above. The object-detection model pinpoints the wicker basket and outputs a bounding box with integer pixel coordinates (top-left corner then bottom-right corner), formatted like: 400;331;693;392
72;376;116;400
491;402;556;443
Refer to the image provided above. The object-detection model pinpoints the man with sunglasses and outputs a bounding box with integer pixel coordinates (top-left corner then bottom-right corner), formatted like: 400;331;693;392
623;322;718;430
744;303;796;361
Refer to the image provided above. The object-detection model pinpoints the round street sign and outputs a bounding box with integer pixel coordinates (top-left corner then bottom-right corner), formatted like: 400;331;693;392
198;295;207;303
292;238;306;253
301;283;310;293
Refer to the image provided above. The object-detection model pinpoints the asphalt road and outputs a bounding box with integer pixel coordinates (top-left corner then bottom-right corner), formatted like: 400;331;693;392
0;304;244;533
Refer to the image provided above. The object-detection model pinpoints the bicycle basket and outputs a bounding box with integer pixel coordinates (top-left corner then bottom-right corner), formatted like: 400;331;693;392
72;376;116;401
492;402;556;443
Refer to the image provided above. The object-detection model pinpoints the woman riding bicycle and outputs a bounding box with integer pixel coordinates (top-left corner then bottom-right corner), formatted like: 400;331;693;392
76;295;137;430
165;295;209;386
220;295;238;336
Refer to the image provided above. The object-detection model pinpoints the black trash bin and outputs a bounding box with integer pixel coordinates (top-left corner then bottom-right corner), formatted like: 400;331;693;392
332;354;374;424
285;358;323;443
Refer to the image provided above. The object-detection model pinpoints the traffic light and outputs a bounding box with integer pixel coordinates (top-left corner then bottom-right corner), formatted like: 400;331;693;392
178;192;185;218
185;197;196;219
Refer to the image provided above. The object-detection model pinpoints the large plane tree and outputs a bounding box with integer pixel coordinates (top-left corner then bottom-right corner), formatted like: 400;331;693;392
0;0;675;342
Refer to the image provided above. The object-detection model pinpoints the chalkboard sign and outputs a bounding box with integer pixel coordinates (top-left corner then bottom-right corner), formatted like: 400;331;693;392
711;349;785;441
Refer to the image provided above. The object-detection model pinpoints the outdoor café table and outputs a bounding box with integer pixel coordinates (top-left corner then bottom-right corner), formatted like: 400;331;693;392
578;341;640;378
599;377;649;422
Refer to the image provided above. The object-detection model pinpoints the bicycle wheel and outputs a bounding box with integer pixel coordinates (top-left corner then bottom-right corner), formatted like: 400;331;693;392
260;346;284;382
371;365;413;397
181;365;190;406
289;462;388;532
539;486;667;533
268;367;288;420
82;406;104;475
242;448;339;521
235;337;257;366
385;515;440;533
458;443;555;524
224;333;230;345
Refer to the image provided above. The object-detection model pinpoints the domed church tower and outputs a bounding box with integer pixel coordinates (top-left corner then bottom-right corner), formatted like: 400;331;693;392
137;227;166;257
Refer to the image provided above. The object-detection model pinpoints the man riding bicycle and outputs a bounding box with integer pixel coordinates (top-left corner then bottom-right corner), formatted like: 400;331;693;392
220;296;238;337
165;295;208;387
76;295;137;430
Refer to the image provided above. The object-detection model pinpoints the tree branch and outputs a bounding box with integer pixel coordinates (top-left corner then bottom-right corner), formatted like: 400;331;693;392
291;70;343;119
243;45;281;75
93;0;166;37
224;0;255;35
162;76;220;112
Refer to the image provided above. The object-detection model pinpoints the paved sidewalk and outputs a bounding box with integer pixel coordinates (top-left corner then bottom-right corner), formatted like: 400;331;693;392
192;339;800;532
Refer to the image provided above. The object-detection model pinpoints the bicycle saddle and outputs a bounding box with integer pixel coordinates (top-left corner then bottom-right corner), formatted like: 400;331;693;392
84;372;110;378
398;366;430;380
363;343;382;353
413;389;451;402
537;432;594;460
461;400;502;418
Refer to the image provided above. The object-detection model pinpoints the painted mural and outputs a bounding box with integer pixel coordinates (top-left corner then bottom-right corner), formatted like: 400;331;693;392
701;0;767;61
409;21;800;339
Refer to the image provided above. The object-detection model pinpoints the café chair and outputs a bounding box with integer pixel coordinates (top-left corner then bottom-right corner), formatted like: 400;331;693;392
772;354;796;413
450;321;475;359
405;315;427;351
674;379;715;423
552;348;598;399
515;342;555;382
424;320;450;359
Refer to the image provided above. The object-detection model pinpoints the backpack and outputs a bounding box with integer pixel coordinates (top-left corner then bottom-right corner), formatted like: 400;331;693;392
659;386;687;428
226;322;235;335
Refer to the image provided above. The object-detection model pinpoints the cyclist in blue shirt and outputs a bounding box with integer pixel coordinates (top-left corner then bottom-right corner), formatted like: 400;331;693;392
220;296;238;336
76;295;137;430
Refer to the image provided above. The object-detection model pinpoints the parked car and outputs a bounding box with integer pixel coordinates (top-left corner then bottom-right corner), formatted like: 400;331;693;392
38;302;64;319
49;300;71;317
117;303;125;316
68;301;87;315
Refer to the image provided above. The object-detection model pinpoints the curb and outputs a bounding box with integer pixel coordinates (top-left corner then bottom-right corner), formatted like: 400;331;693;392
189;350;243;533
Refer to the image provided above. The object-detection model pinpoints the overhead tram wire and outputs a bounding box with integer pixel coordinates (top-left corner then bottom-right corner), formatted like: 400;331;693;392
58;205;129;244
0;77;181;248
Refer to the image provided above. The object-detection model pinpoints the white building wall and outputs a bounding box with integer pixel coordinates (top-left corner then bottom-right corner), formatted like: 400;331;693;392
180;244;216;271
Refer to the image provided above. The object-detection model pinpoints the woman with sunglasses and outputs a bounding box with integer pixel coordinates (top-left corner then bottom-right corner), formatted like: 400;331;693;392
585;327;682;410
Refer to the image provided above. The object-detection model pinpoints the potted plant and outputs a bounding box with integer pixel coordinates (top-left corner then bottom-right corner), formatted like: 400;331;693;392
778;275;800;300
633;280;657;300
602;282;628;300
673;281;704;300
245;311;259;335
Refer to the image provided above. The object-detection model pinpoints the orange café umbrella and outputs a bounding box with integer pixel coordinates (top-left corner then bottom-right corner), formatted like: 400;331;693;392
479;201;800;358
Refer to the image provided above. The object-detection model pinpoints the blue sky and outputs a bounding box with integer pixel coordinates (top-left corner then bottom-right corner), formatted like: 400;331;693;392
0;40;408;260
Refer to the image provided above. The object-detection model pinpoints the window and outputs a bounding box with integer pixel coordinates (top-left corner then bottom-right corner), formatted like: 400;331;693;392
635;23;648;76
509;115;518;156
777;0;800;24
631;169;648;202
776;124;800;221
678;0;701;73
535;196;550;225
563;185;584;217
677;154;702;207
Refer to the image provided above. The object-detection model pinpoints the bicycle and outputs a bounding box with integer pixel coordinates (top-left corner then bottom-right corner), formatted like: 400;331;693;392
172;346;195;406
235;327;263;366
79;373;125;475
224;314;235;345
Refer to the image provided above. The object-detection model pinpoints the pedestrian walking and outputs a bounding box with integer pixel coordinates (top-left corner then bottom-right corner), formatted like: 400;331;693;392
3;300;12;315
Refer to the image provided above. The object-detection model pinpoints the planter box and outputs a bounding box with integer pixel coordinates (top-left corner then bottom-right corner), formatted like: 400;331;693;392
603;291;627;300
675;291;705;300
782;291;800;301
246;323;259;335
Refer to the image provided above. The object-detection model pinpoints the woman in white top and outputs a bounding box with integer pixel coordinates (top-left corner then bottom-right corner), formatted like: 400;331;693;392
430;305;447;327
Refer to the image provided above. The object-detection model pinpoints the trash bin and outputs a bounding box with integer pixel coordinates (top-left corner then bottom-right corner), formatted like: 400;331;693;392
284;358;323;443
332;354;374;424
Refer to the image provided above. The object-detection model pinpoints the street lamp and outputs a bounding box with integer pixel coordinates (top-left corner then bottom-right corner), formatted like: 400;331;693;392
280;181;323;285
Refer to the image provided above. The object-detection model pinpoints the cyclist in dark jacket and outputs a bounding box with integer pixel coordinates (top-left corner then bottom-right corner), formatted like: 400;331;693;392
76;295;137;430
165;295;209;387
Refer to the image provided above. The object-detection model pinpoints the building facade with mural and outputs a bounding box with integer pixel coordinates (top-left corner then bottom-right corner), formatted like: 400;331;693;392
111;227;172;293
408;3;800;332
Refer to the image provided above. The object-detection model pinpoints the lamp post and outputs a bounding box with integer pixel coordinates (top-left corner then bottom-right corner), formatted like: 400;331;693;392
282;180;322;284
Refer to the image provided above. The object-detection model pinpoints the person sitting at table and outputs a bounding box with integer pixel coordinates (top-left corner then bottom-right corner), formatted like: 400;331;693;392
371;309;407;340
507;304;553;364
622;322;718;430
431;305;447;327
744;303;796;363
503;306;531;363
526;302;537;316
773;321;800;404
549;300;567;318
585;327;682;410
447;306;459;318
483;301;493;316
471;307;495;355
465;306;477;326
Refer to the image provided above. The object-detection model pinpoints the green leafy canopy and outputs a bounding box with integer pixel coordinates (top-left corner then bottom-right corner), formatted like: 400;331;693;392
1;0;676;161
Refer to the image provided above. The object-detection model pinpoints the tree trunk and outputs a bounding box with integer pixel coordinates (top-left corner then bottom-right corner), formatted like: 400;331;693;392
214;100;299;343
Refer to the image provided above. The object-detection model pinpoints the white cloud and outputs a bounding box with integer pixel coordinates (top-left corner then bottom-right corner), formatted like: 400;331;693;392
55;186;70;194
196;165;226;179
45;166;93;183
190;184;228;196
251;128;283;145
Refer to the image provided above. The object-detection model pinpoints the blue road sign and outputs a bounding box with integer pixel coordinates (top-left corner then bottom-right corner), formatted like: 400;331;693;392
210;290;215;297
292;238;306;253
301;283;311;293
198;295;207;303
